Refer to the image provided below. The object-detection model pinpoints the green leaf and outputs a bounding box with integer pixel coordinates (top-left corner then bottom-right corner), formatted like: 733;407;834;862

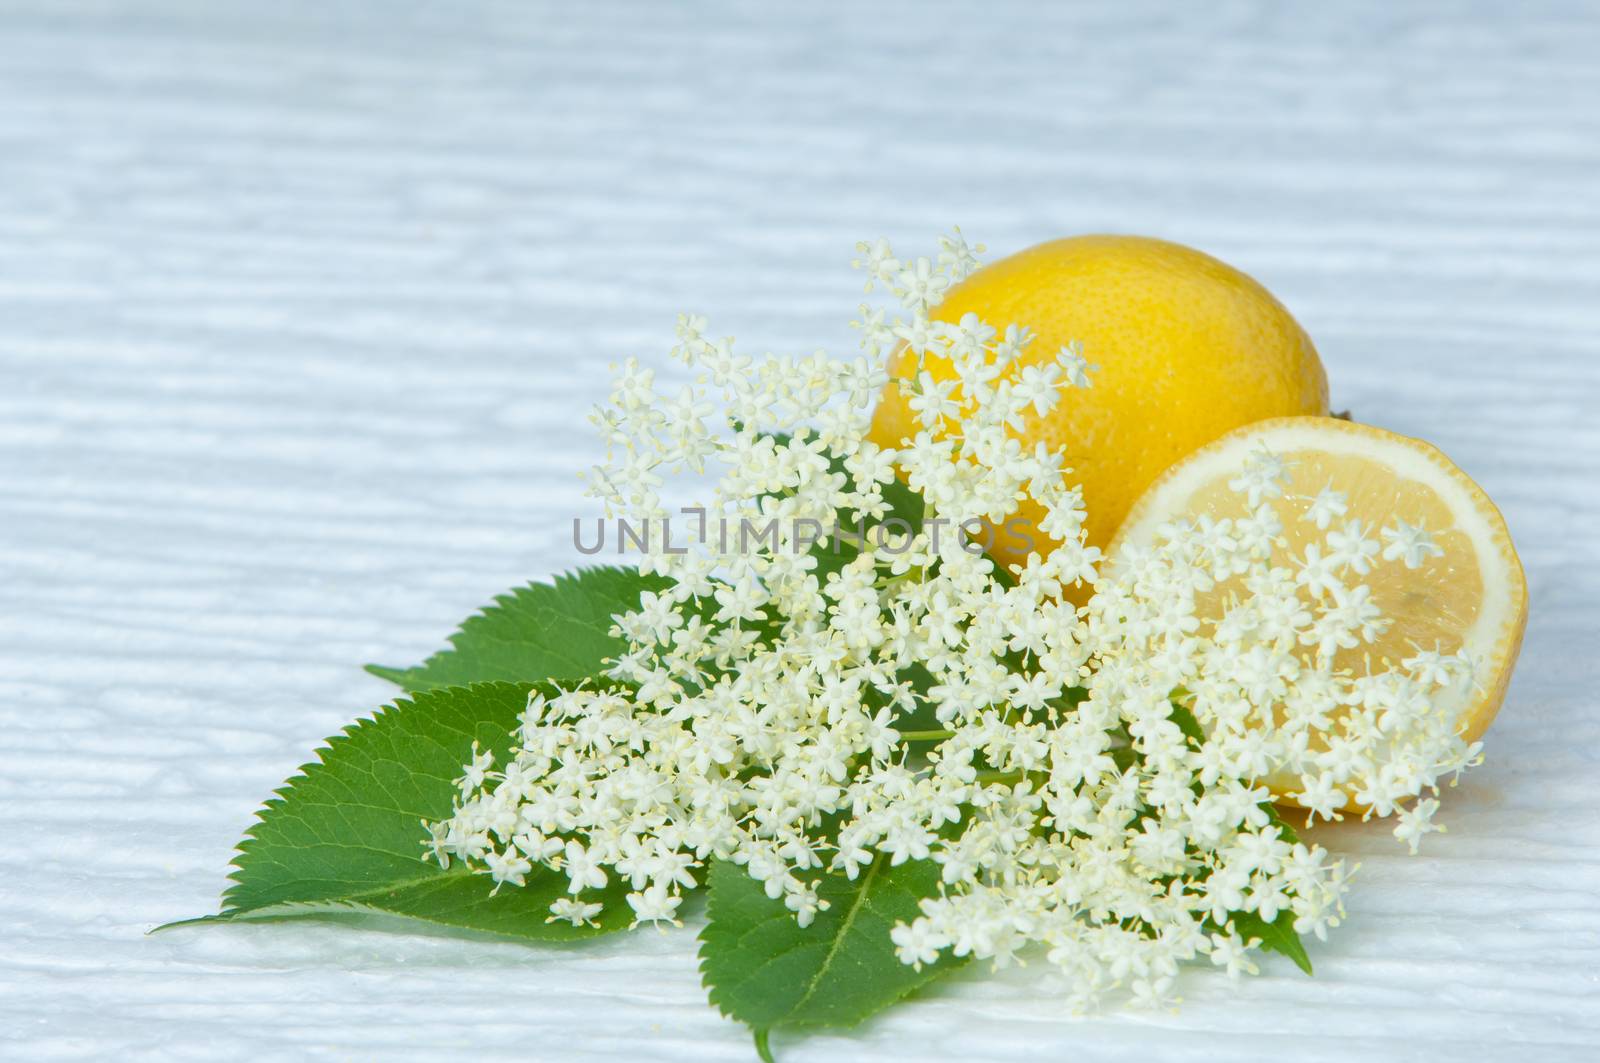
1111;744;1139;773
172;682;631;942
1234;907;1314;975
367;566;661;693
801;444;926;583
698;857;964;1048
1168;702;1206;749
1262;802;1302;846
880;474;926;530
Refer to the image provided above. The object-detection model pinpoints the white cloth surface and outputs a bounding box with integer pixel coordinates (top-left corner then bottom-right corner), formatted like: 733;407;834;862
2;1;1598;1059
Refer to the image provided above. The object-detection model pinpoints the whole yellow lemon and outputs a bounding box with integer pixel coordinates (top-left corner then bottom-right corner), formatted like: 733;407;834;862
868;235;1329;569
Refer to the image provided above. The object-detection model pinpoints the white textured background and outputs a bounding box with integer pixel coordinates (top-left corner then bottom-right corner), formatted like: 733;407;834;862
3;1;1598;1059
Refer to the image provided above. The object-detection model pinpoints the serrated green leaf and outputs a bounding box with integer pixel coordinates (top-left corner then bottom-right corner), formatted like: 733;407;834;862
173;682;631;942
1234;907;1314;975
698;857;964;1046
367;566;662;693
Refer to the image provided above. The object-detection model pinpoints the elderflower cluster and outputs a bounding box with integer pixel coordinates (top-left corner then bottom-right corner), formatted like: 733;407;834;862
429;233;1480;1008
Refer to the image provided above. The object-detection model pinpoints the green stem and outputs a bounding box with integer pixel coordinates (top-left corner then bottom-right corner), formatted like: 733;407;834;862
898;728;954;742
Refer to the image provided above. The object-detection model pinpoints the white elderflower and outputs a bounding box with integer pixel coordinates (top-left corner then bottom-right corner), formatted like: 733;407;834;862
627;882;684;927
937;227;985;281
1056;340;1095;389
431;233;1480;1013
1381;517;1445;569
1013;362;1066;417
547;897;604;927
852;238;900;292
1392;797;1445;854
1304;484;1349;531
483;847;532;891
1228;447;1290;508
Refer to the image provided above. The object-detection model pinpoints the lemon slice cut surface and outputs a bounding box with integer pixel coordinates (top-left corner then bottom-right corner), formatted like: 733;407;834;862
1108;416;1527;743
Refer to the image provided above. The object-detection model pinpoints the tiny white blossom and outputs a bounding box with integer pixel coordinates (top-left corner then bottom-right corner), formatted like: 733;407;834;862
548;897;605;927
483;847;532;891
1393;798;1444;854
891;920;945;969
1228;447;1289;507
627;882;683;927
1304;484;1349;530
1381;517;1444;569
1055;340;1095;388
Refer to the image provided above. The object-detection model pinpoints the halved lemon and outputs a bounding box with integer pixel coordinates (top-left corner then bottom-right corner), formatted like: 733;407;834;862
1107;416;1527;744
